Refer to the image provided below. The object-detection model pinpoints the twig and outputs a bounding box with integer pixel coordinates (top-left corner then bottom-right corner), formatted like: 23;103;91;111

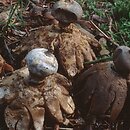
119;33;127;46
90;20;119;47
90;20;110;39
84;56;113;65
45;126;73;130
107;15;127;46
108;16;113;32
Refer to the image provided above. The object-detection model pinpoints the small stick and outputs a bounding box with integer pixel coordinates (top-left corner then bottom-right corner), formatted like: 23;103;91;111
108;17;113;32
90;20;110;39
90;20;119;47
45;126;73;130
84;56;113;65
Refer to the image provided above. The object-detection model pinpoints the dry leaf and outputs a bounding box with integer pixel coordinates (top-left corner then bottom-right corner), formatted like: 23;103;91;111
0;0;9;5
0;11;9;25
0;55;14;77
99;37;110;56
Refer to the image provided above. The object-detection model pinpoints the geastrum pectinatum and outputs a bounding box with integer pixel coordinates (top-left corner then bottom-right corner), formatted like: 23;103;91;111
0;48;75;130
73;46;130;130
6;0;100;78
51;0;83;27
11;23;100;78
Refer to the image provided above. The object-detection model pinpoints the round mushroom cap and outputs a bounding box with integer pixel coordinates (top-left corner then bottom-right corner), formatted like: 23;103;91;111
113;45;130;74
52;0;83;24
25;48;58;77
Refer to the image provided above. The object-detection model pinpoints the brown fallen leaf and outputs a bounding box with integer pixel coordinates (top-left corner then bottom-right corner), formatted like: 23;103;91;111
0;67;45;130
91;14;107;23
0;55;14;77
99;37;110;56
0;0;10;5
0;11;9;25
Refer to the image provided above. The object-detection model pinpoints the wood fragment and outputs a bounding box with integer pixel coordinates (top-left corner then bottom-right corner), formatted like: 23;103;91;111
45;126;73;130
90;20;119;47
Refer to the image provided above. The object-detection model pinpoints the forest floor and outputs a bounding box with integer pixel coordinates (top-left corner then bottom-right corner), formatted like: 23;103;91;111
0;0;130;130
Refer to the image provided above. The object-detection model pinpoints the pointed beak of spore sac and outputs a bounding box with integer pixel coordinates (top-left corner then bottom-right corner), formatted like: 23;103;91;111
113;46;130;74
